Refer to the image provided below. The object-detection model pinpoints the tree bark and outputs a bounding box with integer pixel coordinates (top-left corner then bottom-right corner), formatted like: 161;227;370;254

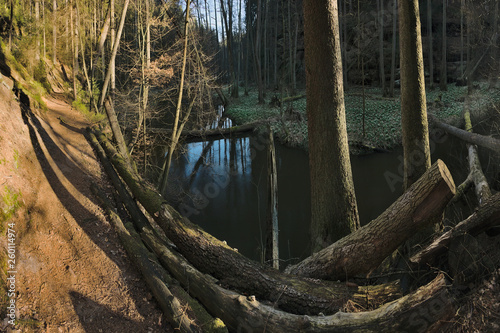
90;184;202;333
427;0;434;88
159;0;192;191
92;129;402;315
285;160;456;281
98;0;130;109
86;130;228;332
265;128;279;269
378;0;386;95
398;0;431;190
440;0;447;91
463;111;491;204
220;0;238;98
429;115;500;154
52;0;57;63
411;192;500;266
389;0;397;97
304;0;360;253
103;97;133;169
146;228;454;333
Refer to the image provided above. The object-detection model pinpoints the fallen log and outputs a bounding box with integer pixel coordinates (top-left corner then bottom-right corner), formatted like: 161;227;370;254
411;192;500;266
92;128;401;315
148;121;265;141
429;114;500;154
90;184;201;333
142;230;455;333
86;130;227;332
285;160;456;280
463;111;491;204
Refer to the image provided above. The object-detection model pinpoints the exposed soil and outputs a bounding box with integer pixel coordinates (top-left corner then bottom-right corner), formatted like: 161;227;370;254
0;73;170;332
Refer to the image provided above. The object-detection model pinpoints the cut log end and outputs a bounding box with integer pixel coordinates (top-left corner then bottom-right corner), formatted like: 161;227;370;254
437;159;456;195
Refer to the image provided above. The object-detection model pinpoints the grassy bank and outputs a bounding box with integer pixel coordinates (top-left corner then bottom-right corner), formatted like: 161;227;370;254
225;83;500;152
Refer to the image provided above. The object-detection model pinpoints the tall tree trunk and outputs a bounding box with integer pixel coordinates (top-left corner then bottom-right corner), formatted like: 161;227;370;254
35;0;41;61
254;0;264;103
378;0;386;95
243;0;249;95
8;0;13;50
427;0;434;88
159;0;192;191
273;0;278;88
52;0;57;63
489;0;499;88
440;0;447;91
265;129;279;269
220;0;238;98
70;0;77;100
460;0;465;79
110;0;116;93
304;0;360;253
389;0;397;97
398;0;431;190
99;0;130;109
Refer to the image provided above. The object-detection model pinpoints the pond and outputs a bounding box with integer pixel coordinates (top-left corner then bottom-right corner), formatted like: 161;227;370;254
157;119;474;266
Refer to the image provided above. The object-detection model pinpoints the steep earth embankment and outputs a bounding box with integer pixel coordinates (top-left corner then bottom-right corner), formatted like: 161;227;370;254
0;63;169;331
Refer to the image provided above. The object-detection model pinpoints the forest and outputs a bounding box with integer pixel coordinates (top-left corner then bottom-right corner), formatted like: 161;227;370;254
0;0;500;331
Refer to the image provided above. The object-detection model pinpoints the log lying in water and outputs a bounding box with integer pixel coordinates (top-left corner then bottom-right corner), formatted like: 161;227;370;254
411;192;500;266
91;128;401;315
148;121;266;141
285;160;456;280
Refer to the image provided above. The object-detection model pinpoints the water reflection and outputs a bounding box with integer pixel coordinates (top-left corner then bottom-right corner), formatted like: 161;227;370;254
163;131;442;265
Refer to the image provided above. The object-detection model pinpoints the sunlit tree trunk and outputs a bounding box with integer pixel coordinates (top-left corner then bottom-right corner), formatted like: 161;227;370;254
70;0;77;100
8;0;13;50
398;0;431;190
35;0;41;62
440;0;447;91
52;0;57;63
99;0;130;108
304;0;360;253
110;0;116;93
159;0;192;191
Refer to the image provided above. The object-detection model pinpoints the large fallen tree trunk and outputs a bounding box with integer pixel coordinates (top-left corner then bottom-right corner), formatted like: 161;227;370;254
411;192;500;266
91;128;401;315
285;160;456;280
90;184;201;332
429;114;500;154
86;130;228;332
145;229;454;332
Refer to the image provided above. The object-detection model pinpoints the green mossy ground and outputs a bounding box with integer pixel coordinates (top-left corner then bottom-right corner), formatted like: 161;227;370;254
225;83;500;152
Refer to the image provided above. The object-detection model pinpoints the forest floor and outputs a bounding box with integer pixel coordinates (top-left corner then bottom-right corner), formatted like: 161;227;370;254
0;69;171;331
225;83;500;152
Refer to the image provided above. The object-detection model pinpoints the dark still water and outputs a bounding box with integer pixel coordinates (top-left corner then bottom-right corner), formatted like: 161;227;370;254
158;127;470;265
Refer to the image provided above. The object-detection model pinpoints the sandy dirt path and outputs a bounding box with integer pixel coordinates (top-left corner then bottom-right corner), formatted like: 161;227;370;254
1;81;170;332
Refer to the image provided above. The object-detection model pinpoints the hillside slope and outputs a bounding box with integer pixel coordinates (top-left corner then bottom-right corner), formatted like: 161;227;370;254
0;57;168;331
